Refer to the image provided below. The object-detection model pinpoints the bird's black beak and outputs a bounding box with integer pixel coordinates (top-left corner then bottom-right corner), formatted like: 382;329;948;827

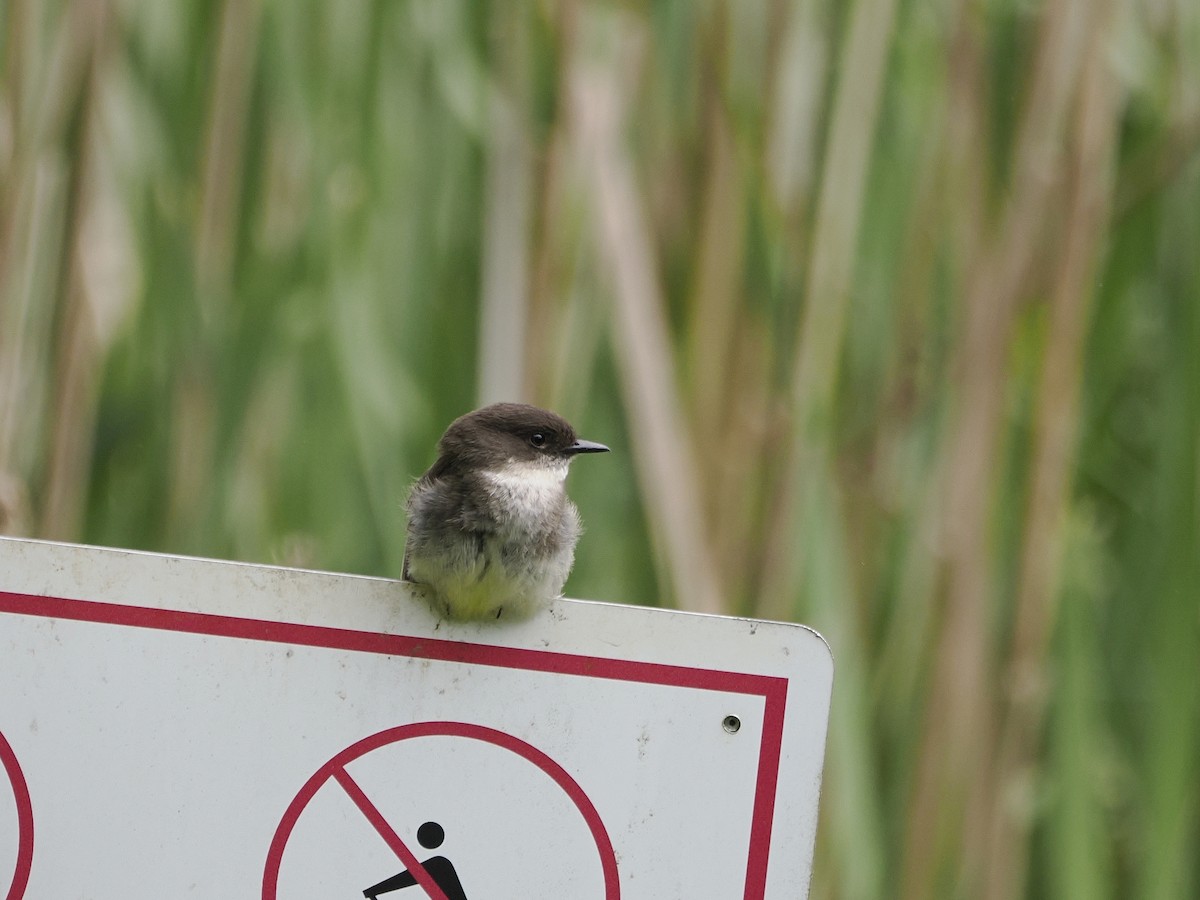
565;439;610;455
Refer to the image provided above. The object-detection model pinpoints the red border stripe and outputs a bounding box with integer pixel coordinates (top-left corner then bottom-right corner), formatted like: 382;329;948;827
0;592;776;695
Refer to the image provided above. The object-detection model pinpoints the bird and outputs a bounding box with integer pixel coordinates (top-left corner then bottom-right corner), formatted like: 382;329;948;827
403;402;609;621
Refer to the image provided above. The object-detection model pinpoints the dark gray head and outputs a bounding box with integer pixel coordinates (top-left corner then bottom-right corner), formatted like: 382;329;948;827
434;402;609;473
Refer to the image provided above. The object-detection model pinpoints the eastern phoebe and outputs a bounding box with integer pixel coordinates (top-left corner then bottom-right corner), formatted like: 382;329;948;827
403;402;610;620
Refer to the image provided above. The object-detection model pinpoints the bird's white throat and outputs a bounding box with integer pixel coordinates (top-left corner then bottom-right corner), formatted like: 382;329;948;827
480;458;570;522
481;458;569;492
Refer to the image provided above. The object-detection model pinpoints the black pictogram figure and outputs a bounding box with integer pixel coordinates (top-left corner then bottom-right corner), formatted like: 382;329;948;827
363;821;468;899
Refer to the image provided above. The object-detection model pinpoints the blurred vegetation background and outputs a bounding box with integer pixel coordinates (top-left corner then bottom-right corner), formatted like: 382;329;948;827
2;0;1198;897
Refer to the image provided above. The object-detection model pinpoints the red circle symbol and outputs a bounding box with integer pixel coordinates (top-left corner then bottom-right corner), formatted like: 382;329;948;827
263;721;619;899
0;731;33;900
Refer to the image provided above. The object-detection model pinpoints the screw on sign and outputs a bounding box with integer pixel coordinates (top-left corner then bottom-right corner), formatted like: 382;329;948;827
1;731;34;900
263;722;620;899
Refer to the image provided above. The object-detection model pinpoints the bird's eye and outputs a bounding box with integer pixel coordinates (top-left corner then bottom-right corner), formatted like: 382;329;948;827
529;432;547;448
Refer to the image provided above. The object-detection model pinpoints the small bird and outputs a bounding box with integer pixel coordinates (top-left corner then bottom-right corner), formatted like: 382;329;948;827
403;402;609;621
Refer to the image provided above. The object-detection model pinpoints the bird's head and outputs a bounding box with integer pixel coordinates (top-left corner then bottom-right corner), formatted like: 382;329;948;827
437;402;609;473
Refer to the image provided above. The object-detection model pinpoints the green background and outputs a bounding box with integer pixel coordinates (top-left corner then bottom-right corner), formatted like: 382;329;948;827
1;1;1197;897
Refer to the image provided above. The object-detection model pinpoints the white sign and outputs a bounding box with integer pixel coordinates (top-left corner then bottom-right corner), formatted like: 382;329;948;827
0;537;832;899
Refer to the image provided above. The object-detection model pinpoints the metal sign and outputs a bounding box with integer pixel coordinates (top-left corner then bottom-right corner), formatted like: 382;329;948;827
0;537;832;899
